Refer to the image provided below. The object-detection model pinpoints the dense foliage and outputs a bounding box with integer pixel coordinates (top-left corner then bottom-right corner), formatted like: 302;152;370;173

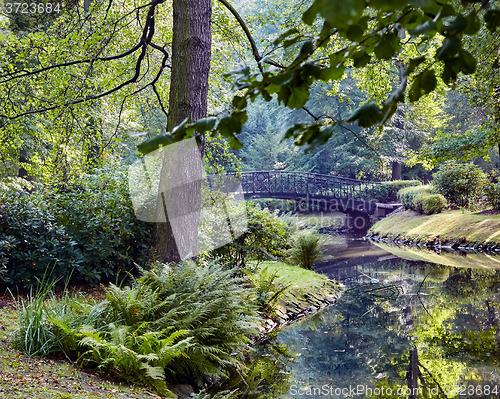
413;193;447;214
13;261;267;396
207;203;291;269
485;182;500;209
397;185;434;210
0;168;151;287
432;161;488;208
363;180;422;202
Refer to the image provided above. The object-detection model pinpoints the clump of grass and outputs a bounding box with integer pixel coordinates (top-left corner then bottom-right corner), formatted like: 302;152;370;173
288;232;324;270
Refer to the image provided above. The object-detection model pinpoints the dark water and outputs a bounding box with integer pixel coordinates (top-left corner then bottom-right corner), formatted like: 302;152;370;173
279;236;500;398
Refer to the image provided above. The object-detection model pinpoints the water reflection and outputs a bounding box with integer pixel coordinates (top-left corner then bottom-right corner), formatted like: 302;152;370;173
279;238;500;398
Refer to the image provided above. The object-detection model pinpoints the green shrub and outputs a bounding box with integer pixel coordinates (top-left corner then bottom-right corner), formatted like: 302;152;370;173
397;185;434;210
421;194;447;215
412;193;426;213
0;189;84;287
288;232;324;270
413;193;447;215
0;166;151;287
48;167;151;282
485;182;500;209
362;180;422;202
432;161;487;209
207;202;291;269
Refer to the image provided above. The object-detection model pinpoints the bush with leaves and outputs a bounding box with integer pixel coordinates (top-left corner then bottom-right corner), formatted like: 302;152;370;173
47;166;151;282
485;182;500;209
288;232;324;270
432;161;487;209
397;185;434;210
0;186;84;287
207;202;291;269
0;166;151;287
361;180;422;202
413;193;447;215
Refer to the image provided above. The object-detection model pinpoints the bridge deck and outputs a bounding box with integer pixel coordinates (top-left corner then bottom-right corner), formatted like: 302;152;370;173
209;171;384;215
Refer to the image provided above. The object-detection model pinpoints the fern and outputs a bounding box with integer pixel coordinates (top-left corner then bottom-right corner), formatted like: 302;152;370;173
76;323;191;397
288;231;324;269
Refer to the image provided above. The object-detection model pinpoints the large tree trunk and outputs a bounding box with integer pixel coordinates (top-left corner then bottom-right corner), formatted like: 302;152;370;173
391;61;406;181
153;0;212;262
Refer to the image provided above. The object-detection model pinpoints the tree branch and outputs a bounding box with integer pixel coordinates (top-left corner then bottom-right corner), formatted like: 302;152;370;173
217;0;264;75
0;0;168;127
0;2;154;84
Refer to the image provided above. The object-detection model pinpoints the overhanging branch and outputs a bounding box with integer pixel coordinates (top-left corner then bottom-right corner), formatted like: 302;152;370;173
0;0;169;128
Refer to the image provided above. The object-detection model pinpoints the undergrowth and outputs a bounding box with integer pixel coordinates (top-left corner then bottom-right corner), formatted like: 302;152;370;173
12;260;293;398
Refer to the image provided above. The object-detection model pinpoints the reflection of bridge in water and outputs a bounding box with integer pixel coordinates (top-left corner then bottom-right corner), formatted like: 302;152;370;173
224;171;397;217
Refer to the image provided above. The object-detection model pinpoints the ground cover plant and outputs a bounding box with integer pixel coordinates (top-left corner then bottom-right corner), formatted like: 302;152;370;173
10;260;271;397
0;292;161;399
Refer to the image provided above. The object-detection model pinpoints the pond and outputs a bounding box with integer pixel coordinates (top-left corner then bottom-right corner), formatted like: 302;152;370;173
279;235;500;398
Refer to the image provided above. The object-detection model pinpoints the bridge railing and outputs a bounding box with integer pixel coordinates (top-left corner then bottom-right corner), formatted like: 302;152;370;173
218;171;382;200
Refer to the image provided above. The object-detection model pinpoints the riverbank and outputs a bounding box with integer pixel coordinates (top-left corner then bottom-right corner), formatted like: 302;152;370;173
368;208;500;250
255;261;342;335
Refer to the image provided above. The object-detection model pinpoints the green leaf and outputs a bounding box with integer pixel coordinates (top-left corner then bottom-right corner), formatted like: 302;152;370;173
228;136;244;150
374;33;400;60
407;56;425;75
484;10;500;32
345;24;365;42
442;61;458;85
316;0;366;29
190;117;217;133
282;85;310;109
464;11;480;35
351;50;371;68
347;103;383;127
408;69;437;102
370;0;408;11
458;49;476;74
435;37;461;60
273;28;300;46
137;135;174;155
218;111;248;138
302;3;320;25
408;20;437;36
320;64;345;81
231;96;247;110
442;14;467;36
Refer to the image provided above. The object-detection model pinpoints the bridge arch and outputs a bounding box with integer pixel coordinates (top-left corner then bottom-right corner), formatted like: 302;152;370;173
220;171;384;215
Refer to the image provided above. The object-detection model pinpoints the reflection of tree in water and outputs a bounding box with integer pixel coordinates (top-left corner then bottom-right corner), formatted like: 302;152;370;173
280;259;500;398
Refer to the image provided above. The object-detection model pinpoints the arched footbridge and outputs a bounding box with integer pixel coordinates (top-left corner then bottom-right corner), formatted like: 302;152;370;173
216;171;399;217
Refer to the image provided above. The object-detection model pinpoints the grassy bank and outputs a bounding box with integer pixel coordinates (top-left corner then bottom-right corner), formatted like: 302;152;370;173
254;261;341;333
256;261;340;305
369;209;500;246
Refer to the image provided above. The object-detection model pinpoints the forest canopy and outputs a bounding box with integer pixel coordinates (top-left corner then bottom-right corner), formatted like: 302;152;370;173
0;0;499;182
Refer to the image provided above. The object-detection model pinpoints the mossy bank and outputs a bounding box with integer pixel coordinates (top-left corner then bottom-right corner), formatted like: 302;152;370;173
368;209;500;251
255;261;341;334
